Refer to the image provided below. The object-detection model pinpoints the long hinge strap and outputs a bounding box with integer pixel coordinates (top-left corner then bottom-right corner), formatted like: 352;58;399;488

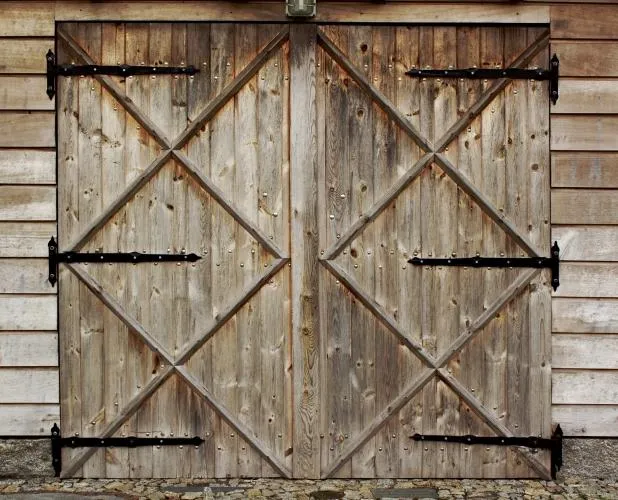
411;424;563;479
409;242;560;291
406;54;559;104
50;423;204;477
46;50;198;99
48;237;201;286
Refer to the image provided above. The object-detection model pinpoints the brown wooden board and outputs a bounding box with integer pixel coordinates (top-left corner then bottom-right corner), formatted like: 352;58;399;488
56;21;551;479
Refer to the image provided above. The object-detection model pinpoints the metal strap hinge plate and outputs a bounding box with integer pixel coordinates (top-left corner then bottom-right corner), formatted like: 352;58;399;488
48;237;201;286
409;242;560;291
51;424;204;477
46;50;199;99
406;54;560;104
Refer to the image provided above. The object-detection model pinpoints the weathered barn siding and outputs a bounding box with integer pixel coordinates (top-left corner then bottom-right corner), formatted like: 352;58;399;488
0;1;616;440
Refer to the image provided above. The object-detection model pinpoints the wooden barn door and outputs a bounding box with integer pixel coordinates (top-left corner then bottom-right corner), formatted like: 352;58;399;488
57;22;551;479
313;24;552;479
57;22;293;478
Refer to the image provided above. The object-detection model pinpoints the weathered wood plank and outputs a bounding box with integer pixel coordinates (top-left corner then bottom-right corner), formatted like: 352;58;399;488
553;370;618;405
0;113;54;148
552;226;618;261
0;368;58;403
553;298;618;334
290;24;320;479
0;295;57;330
553;334;618;369
555;263;618;298
0;222;56;257
551;153;618;188
552;405;618;437
0;77;55;110
0;332;58;367
0;39;53;73
0;404;59;435
552;116;618;151
54;2;548;24
0;149;55;184
552;42;618;77
0;186;55;221
552;189;618;225
552;80;618;115
0;2;55;36
0;259;53;294
551;5;618;40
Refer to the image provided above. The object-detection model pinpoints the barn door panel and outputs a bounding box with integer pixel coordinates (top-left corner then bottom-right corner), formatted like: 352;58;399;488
316;25;551;478
58;22;292;478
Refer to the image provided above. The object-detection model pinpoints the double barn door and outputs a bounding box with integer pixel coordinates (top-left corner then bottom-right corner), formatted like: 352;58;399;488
57;22;551;478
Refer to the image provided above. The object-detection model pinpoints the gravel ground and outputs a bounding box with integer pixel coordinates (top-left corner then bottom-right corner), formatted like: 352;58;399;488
0;477;617;499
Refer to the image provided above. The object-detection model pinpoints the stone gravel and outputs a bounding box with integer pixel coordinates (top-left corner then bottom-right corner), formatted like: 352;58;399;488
0;476;617;499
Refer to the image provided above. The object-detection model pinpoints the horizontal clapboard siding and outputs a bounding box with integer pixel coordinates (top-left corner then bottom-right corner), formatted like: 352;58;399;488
0;149;56;184
552;190;618;225
553;226;618;261
0;404;59;435
553;334;618;369
0;222;56;257
555;263;618;298
0;368;58;403
552;80;618;115
0;296;57;331
553;371;618;405
553;299;618;334
552;41;618;77
0;186;56;220
553;405;618;437
551;116;618;151
0;332;58;367
551;5;618;40
0;259;54;294
0;112;55;147
0;39;54;74
551;153;618;188
0;77;55;110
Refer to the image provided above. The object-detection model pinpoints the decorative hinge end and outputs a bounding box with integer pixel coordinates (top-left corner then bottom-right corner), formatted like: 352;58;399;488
46;50;56;100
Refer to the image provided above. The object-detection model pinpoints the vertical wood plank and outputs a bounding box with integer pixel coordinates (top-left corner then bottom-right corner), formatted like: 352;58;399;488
290;24;320;479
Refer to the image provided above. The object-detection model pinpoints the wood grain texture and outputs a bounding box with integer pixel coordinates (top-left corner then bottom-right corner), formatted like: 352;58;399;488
552;116;618;151
552;42;618;77
0;2;54;36
552;226;618;261
552;80;618;115
0;186;55;221
0;39;53;73
551;5;618;40
553;370;618;404
552;405;618;436
0;296;56;330
553;334;618;369
0;113;54;147
553;298;618;333
290;24;320;479
0;404;59;434
0;149;55;184
0;77;55;110
552;189;618;224
555;263;618;298
0;259;54;294
0;368;58;403
0;222;56;257
54;2;548;23
551;153;618;188
0;332;58;367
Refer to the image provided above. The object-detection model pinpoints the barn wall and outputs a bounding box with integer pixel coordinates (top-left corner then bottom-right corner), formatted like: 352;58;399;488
0;2;616;441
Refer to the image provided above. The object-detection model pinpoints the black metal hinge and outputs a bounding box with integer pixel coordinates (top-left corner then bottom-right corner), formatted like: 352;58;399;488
48;237;201;286
406;54;560;105
51;423;204;477
46;50;199;99
411;424;563;479
409;241;560;291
